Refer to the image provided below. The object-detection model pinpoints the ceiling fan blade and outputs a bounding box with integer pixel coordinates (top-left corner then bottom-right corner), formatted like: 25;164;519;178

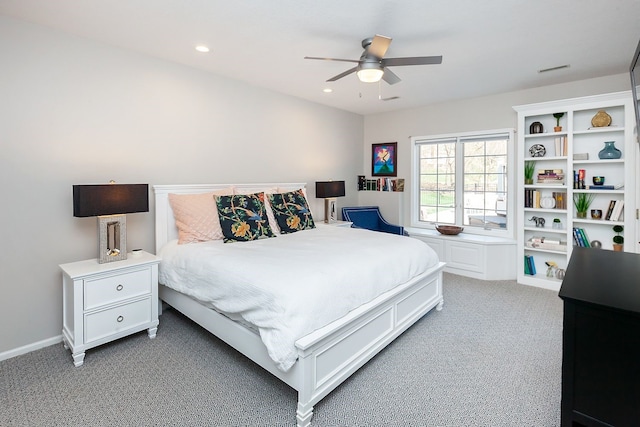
368;34;392;59
327;66;358;82
304;56;359;64
382;68;401;85
383;55;443;66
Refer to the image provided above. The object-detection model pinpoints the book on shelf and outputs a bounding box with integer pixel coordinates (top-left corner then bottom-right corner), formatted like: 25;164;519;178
605;200;616;220
574;169;586;189
588;184;624;190
611;200;624;221
361;178;404;192
524;255;536;275
552;191;566;209
537;168;564;185
572;228;591;247
553;136;567;156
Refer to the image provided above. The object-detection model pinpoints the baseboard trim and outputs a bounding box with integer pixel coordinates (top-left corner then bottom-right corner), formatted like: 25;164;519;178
0;335;62;362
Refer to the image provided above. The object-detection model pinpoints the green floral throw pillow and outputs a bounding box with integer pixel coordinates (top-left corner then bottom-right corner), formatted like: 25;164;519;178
268;189;315;234
215;193;275;242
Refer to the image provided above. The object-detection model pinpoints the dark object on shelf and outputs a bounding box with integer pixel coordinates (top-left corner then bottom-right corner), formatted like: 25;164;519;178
598;141;621;159
529;143;546;157
529;121;544;134
559;247;640;426
592;176;605;185
341;206;405;235
435;225;464;235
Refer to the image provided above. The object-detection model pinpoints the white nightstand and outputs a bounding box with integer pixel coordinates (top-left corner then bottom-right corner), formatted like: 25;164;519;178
317;220;353;228
60;251;160;367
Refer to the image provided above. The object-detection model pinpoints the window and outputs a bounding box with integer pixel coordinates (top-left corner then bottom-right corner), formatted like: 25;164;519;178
411;129;513;235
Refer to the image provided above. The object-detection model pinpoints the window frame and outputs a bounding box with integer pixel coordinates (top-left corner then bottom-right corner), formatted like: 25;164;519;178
411;128;515;237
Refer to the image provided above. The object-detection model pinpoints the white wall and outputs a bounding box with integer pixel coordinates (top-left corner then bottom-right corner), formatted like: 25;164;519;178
363;74;632;228
0;16;363;356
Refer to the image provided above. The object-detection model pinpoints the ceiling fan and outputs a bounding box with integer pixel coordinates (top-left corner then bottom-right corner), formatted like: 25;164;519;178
305;34;442;85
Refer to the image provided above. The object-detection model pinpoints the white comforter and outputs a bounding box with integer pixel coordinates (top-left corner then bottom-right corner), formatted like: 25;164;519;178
158;225;438;371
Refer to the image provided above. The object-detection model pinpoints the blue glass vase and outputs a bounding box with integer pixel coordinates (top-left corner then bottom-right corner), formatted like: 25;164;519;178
598;141;621;159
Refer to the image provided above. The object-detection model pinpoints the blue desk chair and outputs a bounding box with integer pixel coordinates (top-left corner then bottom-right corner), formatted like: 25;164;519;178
341;206;406;236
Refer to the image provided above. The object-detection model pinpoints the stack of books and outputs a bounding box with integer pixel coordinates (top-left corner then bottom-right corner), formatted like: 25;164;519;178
537;169;564;185
554;136;568;156
604;200;625;221
572;227;591;247
552;191;567;209
524;255;537;275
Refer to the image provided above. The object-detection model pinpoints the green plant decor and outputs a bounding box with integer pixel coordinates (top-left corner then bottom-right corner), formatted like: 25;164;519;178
553;112;565;127
613;225;624;244
573;192;595;217
524;160;536;184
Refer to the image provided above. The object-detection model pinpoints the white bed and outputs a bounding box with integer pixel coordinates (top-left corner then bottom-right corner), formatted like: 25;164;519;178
154;183;445;426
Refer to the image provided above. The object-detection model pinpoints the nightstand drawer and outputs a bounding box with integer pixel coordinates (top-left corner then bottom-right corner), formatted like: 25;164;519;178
84;298;151;343
84;269;151;310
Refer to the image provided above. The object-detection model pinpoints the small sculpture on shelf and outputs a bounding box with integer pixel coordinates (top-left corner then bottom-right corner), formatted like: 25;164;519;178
545;261;558;278
529;121;544;134
529;216;545;227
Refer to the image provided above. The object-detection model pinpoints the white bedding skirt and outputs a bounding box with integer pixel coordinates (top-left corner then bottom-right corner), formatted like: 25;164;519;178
159;225;439;371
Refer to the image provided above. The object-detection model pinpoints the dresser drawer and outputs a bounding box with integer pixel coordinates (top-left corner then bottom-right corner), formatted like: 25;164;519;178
84;298;151;344
84;268;151;310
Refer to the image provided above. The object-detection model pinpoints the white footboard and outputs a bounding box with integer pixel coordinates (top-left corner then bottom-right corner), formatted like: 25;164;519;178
292;262;445;426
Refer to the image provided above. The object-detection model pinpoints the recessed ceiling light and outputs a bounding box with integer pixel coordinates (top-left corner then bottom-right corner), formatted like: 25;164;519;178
195;45;210;53
323;88;333;93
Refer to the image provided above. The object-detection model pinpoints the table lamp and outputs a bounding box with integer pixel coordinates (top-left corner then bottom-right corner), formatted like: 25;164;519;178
315;181;345;223
73;183;149;263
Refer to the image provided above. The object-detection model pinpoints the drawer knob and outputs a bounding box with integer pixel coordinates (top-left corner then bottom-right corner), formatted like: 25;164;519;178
116;284;123;291
117;315;124;323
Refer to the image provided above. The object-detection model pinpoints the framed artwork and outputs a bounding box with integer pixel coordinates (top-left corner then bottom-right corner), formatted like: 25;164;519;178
372;142;397;177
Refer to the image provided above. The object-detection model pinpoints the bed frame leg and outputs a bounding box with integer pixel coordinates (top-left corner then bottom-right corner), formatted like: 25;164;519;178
436;298;444;311
296;402;313;427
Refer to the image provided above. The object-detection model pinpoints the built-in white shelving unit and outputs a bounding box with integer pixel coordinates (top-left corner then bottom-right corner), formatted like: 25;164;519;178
514;92;636;291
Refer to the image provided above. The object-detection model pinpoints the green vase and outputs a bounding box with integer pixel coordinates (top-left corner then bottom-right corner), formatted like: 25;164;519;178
576;211;587;218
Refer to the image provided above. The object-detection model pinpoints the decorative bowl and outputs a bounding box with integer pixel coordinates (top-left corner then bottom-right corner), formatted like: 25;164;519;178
592;176;605;185
435;225;464;235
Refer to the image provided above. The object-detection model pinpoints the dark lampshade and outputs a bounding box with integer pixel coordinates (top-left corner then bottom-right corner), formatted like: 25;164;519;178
315;181;346;199
73;184;149;217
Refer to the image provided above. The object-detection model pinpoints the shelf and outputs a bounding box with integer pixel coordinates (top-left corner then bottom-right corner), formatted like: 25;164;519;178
572;127;624;135
523;226;566;234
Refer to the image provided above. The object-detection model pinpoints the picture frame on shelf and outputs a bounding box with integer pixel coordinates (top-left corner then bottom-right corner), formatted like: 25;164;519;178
372;142;397;177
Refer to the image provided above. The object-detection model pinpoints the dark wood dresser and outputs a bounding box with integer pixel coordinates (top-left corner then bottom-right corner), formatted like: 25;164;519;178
559;247;640;426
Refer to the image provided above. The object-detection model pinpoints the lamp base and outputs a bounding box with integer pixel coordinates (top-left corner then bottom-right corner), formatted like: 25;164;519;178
98;214;127;263
324;198;337;223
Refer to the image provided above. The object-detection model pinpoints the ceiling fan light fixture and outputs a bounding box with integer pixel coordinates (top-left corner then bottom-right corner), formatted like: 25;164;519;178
357;62;384;83
357;68;384;83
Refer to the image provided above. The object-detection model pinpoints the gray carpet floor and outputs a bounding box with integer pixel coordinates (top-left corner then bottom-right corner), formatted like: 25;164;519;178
0;273;562;426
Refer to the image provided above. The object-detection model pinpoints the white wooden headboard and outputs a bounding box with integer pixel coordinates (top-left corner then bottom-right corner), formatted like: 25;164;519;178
153;183;307;253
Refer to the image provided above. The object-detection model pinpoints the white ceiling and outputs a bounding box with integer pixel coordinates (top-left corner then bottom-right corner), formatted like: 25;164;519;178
2;0;640;115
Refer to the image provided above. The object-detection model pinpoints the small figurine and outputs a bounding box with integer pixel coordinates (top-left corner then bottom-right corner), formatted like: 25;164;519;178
529;216;545;227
